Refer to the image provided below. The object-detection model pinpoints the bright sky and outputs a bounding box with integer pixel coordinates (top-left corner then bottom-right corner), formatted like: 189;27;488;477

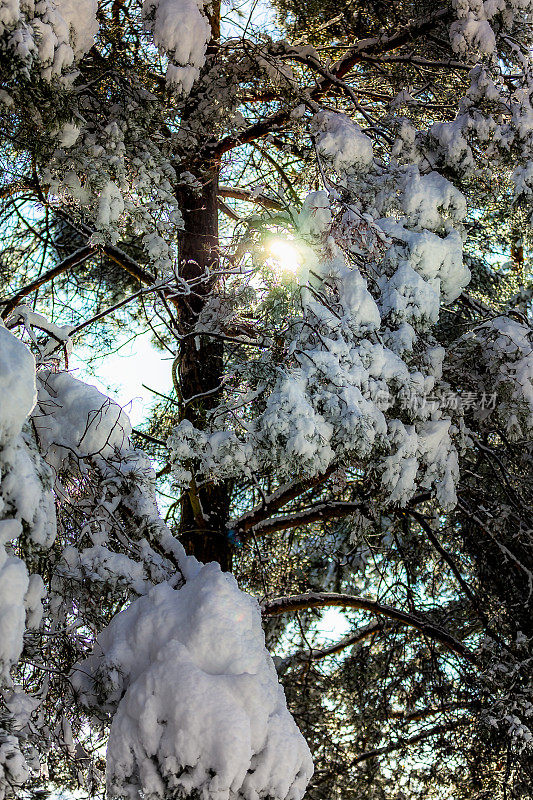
69;331;173;428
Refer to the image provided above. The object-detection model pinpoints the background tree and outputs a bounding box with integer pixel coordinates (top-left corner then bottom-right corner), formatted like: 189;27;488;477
0;0;532;799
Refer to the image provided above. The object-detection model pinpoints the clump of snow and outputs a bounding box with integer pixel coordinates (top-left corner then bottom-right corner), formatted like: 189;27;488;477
380;419;459;509
34;370;132;474
450;13;496;56
61;544;149;596
298;191;332;237
460;316;533;435
429;117;475;174
168;420;255;487
53;0;98;59
143;0;211;94
448;0;533;60
4;687;40;731
56;121;81;148
379;262;441;325
311;111;373;176
0;733;30;798
73;563;313;800
0;325;36;445
258;374;335;477
512;160;533;206
0;0;98;80
96;181;125;230
400;169;467;230
24;573;46;630
378;221;469;304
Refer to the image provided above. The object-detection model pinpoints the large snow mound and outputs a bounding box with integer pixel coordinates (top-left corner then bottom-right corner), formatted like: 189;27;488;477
73;563;313;800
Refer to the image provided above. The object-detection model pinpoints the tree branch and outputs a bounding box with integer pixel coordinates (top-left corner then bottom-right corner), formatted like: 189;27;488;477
262;592;478;664
1;246;96;319
277;621;385;673
218;185;284;211
248;501;365;538
351;719;470;765
212;7;452;157
229;466;337;535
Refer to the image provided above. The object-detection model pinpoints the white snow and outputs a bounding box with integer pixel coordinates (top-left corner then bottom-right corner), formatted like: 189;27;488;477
73;563;313;800
378;221;469;304
0;324;36;445
54;0;99;59
57;121;81;148
298;191;333;237
97;181;125;229
311;111;373;176
450;13;496;56
143;0;211;94
379;262;441;325
400;169;467;230
34;369;132;474
0;0;98;79
0;733;30;799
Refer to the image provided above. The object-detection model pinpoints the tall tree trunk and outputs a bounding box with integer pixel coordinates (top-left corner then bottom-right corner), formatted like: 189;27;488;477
173;0;231;570
175;173;232;570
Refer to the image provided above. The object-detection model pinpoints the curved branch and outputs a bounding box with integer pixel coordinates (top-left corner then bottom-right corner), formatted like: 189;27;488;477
262;592;478;664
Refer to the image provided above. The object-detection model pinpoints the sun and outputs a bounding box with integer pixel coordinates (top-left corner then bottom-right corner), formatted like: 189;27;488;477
267;237;302;275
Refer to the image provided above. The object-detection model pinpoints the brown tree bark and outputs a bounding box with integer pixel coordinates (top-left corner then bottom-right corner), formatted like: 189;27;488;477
174;0;231;569
175;173;232;570
171;0;232;570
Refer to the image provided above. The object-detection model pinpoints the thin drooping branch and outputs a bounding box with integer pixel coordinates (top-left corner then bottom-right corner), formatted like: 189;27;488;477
351;719;470;765
1;245;96;319
405;508;511;653
262;592;478;664
68;285;166;336
248;501;366;539
277;621;385;673
388;702;473;722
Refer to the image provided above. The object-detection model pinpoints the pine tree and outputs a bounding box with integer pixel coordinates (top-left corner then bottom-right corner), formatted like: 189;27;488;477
0;1;532;798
